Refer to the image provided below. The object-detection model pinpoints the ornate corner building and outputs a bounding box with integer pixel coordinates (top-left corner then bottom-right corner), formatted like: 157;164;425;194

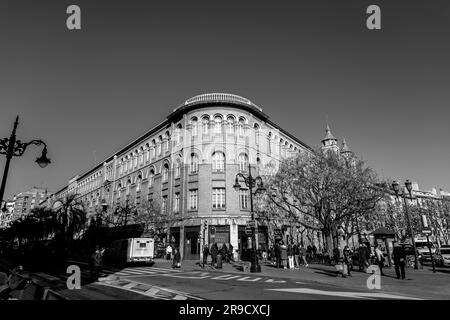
50;93;324;259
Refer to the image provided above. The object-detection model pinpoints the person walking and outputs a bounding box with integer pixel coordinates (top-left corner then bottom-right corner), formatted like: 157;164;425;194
275;243;282;268
293;243;300;269
166;244;173;261
300;245;309;267
210;243;218;267
280;242;288;269
287;243;294;269
91;246;104;279
228;243;234;262
172;248;181;269
374;244;385;276
343;245;353;277
202;244;209;268
393;241;406;279
221;244;229;263
358;242;369;272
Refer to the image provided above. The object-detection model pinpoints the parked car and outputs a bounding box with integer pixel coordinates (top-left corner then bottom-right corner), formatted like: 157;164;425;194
435;246;450;267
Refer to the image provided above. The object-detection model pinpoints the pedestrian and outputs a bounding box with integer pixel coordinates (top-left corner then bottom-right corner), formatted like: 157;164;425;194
228;243;234;262
91;246;103;279
300;244;309;267
312;245;317;260
172;248;181;269
374;244;385;276
210;243;218;267
334;245;346;277
280;242;288;269
287;243;294;269
275;243;282;268
343;245;353;277
358;242;369;272
202;244;209;268
293;243;300;269
166;244;173;261
221;244;229;263
393;241;406;280
261;243;268;264
307;245;313;260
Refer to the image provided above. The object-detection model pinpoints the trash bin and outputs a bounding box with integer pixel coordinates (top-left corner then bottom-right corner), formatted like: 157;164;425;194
217;254;223;269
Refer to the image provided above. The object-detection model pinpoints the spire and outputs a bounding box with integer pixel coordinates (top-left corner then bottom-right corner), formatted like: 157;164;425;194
341;138;350;153
322;123;337;142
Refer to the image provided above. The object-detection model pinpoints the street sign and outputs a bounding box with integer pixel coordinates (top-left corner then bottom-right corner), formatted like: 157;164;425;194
422;228;432;235
245;226;253;235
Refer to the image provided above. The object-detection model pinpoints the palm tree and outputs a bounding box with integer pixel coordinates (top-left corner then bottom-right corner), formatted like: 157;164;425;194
30;206;56;240
52;193;87;248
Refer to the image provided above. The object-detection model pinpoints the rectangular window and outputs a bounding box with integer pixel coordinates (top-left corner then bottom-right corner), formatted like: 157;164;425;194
174;193;180;213
212;188;226;209
189;189;198;210
240;189;249;209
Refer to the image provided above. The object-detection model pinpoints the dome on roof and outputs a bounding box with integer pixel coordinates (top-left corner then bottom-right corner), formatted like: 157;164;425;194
173;93;262;112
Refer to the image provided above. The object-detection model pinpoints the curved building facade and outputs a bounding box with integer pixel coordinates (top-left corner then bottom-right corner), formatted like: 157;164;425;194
52;93;313;260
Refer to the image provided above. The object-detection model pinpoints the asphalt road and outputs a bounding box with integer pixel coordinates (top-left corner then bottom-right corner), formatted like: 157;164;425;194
92;265;424;300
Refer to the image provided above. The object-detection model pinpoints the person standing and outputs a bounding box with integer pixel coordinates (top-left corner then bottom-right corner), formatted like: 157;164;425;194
293;243;300;269
300;245;309;267
374;244;385;276
358;242;368;272
287;243;294;269
166;244;173;261
210;243;218;267
221;244;229;263
343;245;353;277
280;242;288;269
228;243;234;262
393;241;406;279
275;243;282;268
202;244;209;268
172;248;181;269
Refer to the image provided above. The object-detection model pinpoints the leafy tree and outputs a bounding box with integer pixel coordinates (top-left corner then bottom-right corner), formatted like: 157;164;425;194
52;193;87;246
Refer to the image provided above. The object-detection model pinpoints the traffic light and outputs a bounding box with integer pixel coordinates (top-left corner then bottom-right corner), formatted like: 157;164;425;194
203;220;208;231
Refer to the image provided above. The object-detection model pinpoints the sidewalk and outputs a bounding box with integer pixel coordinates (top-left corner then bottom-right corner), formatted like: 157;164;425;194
152;258;450;299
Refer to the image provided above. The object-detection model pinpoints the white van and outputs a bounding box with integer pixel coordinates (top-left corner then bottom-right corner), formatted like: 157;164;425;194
105;238;155;265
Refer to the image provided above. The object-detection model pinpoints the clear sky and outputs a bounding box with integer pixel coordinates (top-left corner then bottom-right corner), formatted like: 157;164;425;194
1;0;449;200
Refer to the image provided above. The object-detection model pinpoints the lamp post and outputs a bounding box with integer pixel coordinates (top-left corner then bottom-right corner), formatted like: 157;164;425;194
392;180;419;269
233;162;266;273
0;116;51;205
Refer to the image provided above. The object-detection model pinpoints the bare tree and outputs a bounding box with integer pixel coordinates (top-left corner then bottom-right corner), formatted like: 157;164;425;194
267;149;386;255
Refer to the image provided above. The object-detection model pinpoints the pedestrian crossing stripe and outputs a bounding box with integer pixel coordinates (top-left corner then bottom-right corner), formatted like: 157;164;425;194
211;275;241;280
237;276;262;282
265;288;423;300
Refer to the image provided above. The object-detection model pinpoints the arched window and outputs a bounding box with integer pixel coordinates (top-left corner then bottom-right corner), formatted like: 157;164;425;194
174;160;181;178
118;159;123;175
164;132;170;151
151;140;156;158
139;147;144;165
175;124;182;145
238;153;249;172
257;157;262;171
136;174;142;192
162;163;169;182
145;143;150;162
212;152;225;172
214;115;222;134
123;157;128;172
133;151;138;168
157;136;162;156
190;153;199;173
238;117;246;136
148;168;155;188
191;117;198;137
254;123;260;144
202;116;209;134
227;116;235;134
126;179;132;195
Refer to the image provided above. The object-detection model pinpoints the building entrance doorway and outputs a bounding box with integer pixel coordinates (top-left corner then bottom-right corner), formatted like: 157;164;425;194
184;226;200;260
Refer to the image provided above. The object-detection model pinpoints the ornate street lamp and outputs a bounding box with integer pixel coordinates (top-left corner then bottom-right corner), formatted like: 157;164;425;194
0;116;51;205
392;180;419;269
233;162;266;273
